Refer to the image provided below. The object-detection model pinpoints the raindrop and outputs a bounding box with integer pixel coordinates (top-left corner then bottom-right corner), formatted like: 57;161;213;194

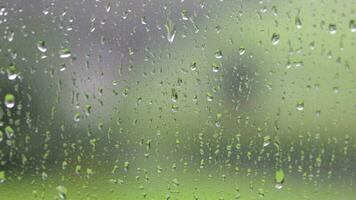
212;63;221;72
141;16;147;25
59;48;71;58
271;33;280;45
263;136;271;147
56;186;67;200
37;41;47;52
181;10;188;21
329;24;337;34
275;169;285;189
165;18;176;43
295;17;302;29
7;64;18;80
238;47;246;55
296;100;304;111
214;50;223;59
0;171;5;183
74;113;80;122
4;94;15;108
350;20;356;32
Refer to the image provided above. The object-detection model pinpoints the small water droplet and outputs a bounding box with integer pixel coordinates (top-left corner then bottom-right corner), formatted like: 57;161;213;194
214;50;223;59
141;16;147;25
7;64;18;80
181;10;188;21
295;17;302;29
0;171;5;183
263;136;271;147
37;41;47;52
59;48;71;58
271;33;280;45
212;63;221;72
296;101;304;111
4;94;15;108
238;47;246;55
56;185;67;200
329;24;337;34
165;18;176;43
350;20;356;32
275;169;285;189
74;113;80;122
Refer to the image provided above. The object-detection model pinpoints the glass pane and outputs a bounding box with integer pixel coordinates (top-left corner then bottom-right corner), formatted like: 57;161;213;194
0;0;355;199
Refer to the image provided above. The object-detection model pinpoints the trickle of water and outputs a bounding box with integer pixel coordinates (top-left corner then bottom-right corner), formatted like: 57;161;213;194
165;18;176;43
4;94;15;108
271;33;280;45
37;41;47;52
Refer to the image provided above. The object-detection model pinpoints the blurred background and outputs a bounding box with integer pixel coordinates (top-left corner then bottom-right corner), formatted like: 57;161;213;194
0;0;355;199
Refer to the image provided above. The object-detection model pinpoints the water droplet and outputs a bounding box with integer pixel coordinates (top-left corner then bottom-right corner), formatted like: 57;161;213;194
212;63;221;72
206;93;214;102
141;16;147;25
214;50;223;59
5;126;14;138
74;113;80;122
56;186;67;200
329;24;337;34
296;101;304;111
37;41;47;52
59;48;71;58
7;64;18;80
165;18;176;43
124;161;130;172
171;88;178;102
190;62;197;71
271;33;280;45
181;10;188;21
275;169;285;189
4;94;15;108
295;17;302;29
350;20;356;32
263;136;271;147
0;171;5;183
